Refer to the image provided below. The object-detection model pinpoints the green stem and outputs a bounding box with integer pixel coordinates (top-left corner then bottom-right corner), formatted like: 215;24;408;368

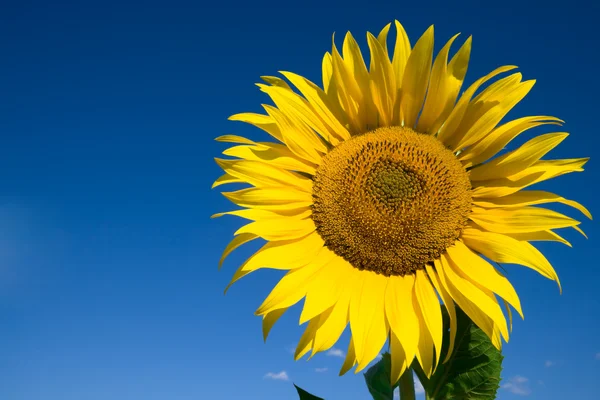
398;368;416;400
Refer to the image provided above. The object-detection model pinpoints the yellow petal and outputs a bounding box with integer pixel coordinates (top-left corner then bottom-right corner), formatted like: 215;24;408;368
299;304;352;361
434;258;495;343
242;232;323;273
446;241;523;319
470;206;580;233
438;254;509;343
491;325;503;350
503;299;513;333
331;38;363;132
349;270;389;371
256;246;331;315
222;187;313;210
263;308;288;341
212;173;242;188
235;218;316;241
295;317;320;360
215;134;258;145
368;31;396;127
264;105;324;164
385;274;419;362
259;83;339;147
414;269;443;371
211;208;312;221
450;79;535;151
470;72;522;103
339;338;357;376
342;32;370;84
469;132;569;181
417;33;460;133
473;190;591;220
322;52;333;92
218;232;258;269
506;230;571;247
472;158;588;198
436;65;517;146
459;116;563;167
222;143;317;175
425;264;457;363
225;232;324;291
262;97;328;159
260;75;292;89
400;25;434;128
323;53;344;115
390;21;411;125
229;112;283;142
281;71;351;141
414;298;435;377
389;330;409;385
311;292;352;357
461;228;560;287
377;22;392;54
300;254;350;324
215;158;313;192
342;32;374;130
391;20;411;90
424;36;472;135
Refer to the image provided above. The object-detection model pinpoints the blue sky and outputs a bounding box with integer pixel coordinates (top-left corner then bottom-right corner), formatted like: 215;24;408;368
1;0;598;399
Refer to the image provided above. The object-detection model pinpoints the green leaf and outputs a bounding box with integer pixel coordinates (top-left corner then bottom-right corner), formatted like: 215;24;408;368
363;353;399;400
293;383;325;400
415;307;504;400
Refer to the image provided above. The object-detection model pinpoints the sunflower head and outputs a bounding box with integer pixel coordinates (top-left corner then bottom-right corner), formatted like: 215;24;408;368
312;125;472;277
213;21;590;383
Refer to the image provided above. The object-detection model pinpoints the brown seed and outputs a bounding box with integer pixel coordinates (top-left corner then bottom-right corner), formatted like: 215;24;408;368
311;126;472;277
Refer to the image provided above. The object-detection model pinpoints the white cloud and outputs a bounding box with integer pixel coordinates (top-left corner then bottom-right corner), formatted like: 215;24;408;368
415;378;425;394
264;371;289;381
315;367;328;373
544;360;555;367
501;376;531;396
326;348;346;358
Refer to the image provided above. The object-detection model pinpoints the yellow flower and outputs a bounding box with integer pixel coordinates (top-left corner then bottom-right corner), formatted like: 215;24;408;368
213;21;590;383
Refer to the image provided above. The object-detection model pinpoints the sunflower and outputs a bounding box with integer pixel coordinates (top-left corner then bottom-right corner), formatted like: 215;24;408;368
212;21;590;383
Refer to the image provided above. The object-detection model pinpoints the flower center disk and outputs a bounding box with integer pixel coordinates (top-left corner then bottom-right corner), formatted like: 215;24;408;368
311;126;472;276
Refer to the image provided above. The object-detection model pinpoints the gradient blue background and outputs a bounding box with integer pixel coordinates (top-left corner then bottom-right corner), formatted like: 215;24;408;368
1;0;598;399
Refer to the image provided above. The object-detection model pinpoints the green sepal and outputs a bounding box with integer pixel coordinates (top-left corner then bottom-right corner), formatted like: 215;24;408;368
293;383;325;400
363;352;399;400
